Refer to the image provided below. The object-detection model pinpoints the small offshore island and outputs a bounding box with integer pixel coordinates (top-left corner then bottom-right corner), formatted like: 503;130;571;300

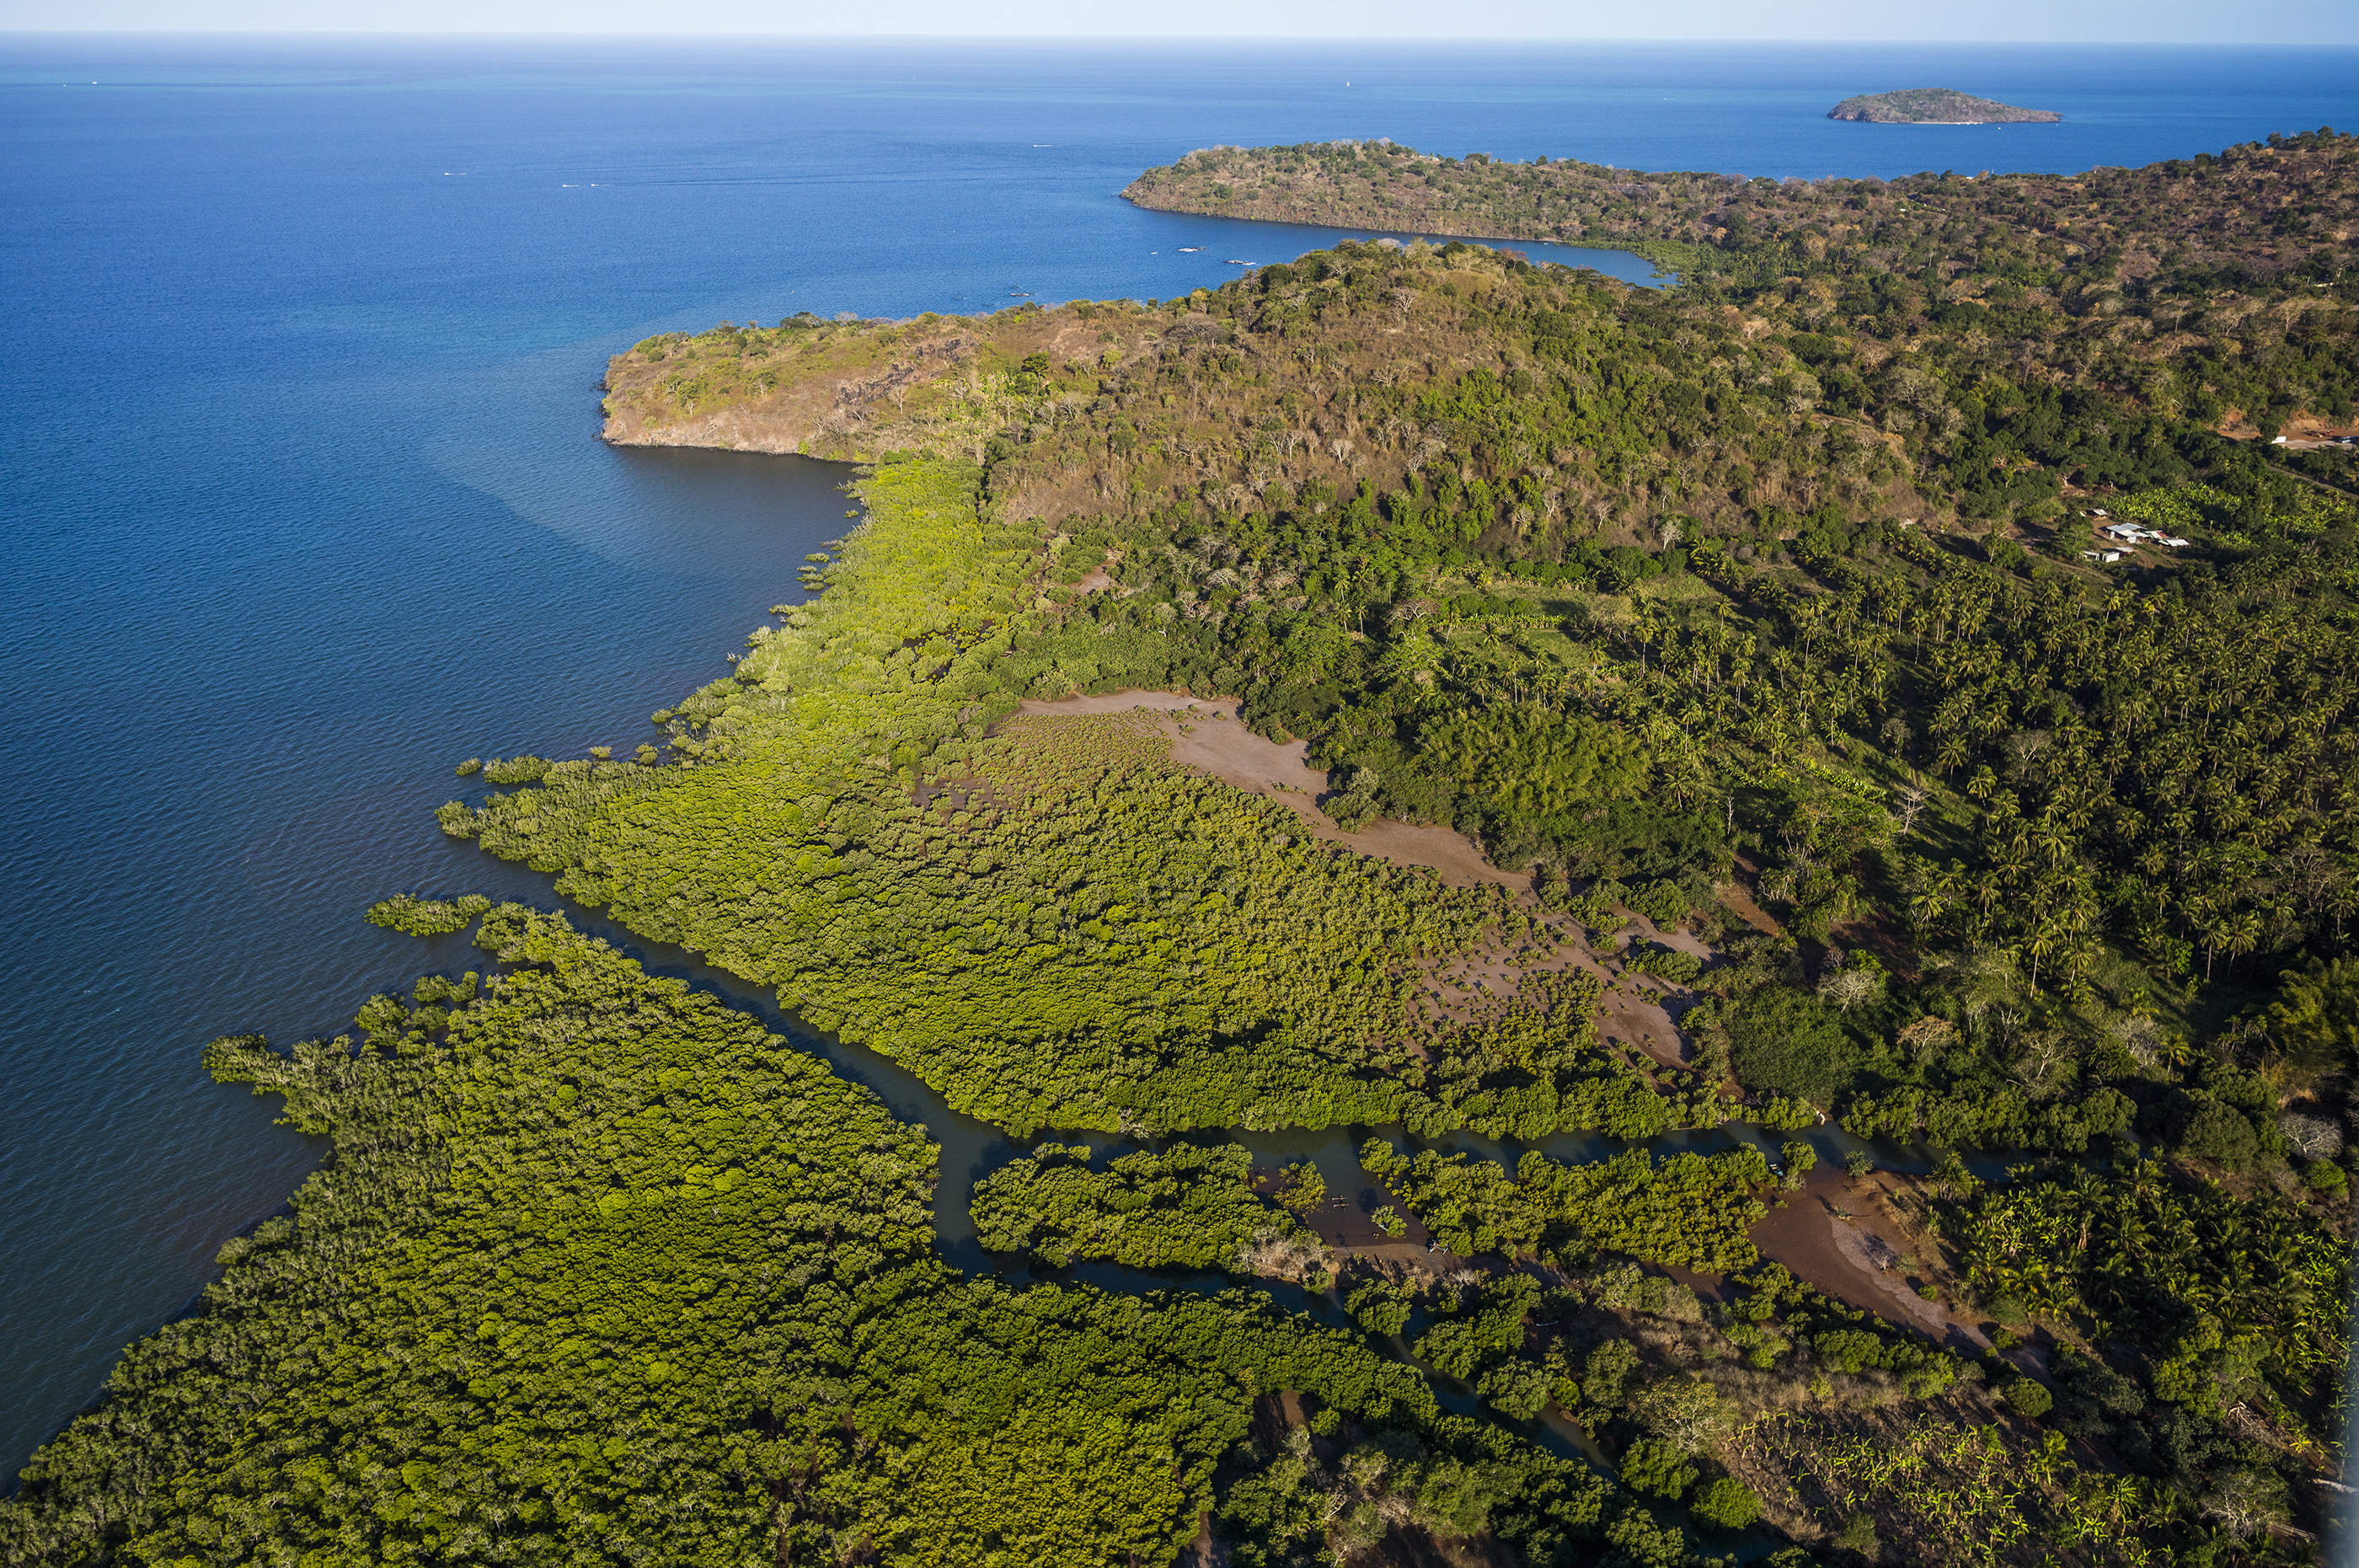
1830;88;2062;124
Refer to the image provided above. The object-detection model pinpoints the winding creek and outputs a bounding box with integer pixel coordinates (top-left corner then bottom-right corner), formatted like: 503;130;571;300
549;874;1989;1271
481;840;2013;1512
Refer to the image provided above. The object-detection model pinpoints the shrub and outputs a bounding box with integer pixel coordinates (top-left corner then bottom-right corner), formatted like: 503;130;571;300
1476;1361;1553;1421
1583;1339;1640;1408
1618;1437;1696;1501
1813;1328;1884;1374
2172;1093;2260;1168
2304;1159;2348;1196
1564;879;1627;928
1627;944;1704;984
1753;1094;1819;1131
365;894;492;937
1345;1279;1411;1337
481;755;552;785
1629;879;1693;927
1324;764;1383;831
1274;1161;1328;1215
1690;1475;1761;1530
1727;988;1854;1103
2002;1375;2052;1419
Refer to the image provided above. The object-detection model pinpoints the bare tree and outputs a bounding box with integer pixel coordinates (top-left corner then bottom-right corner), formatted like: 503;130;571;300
1892;781;1929;836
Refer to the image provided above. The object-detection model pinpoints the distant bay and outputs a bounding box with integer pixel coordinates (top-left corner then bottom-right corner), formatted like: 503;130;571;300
3;33;2356;1480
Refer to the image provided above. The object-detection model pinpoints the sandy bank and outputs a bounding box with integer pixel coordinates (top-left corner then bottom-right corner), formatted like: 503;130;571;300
1014;690;1527;891
1751;1167;1991;1353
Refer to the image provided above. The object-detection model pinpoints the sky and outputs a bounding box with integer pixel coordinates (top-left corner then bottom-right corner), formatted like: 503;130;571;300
0;0;2352;44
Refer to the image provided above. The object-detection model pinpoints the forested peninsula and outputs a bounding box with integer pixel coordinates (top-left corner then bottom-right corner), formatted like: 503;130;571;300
9;130;2359;1567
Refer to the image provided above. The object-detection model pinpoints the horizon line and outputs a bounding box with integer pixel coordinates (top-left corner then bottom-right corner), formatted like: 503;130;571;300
4;29;2356;45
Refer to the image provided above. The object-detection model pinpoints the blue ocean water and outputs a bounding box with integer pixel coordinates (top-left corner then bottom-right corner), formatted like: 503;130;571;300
3;34;2356;1481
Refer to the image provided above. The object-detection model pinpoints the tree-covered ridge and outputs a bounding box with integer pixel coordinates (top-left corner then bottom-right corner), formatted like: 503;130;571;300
1827;88;2060;124
1122;131;2354;302
1120;135;2359;452
970;1141;1310;1270
606;208;2358;640
599;241;1934;553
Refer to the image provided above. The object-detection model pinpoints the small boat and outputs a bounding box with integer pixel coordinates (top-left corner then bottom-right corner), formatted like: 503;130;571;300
1224;260;1253;266
1008;290;1033;297
1178;246;1201;252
